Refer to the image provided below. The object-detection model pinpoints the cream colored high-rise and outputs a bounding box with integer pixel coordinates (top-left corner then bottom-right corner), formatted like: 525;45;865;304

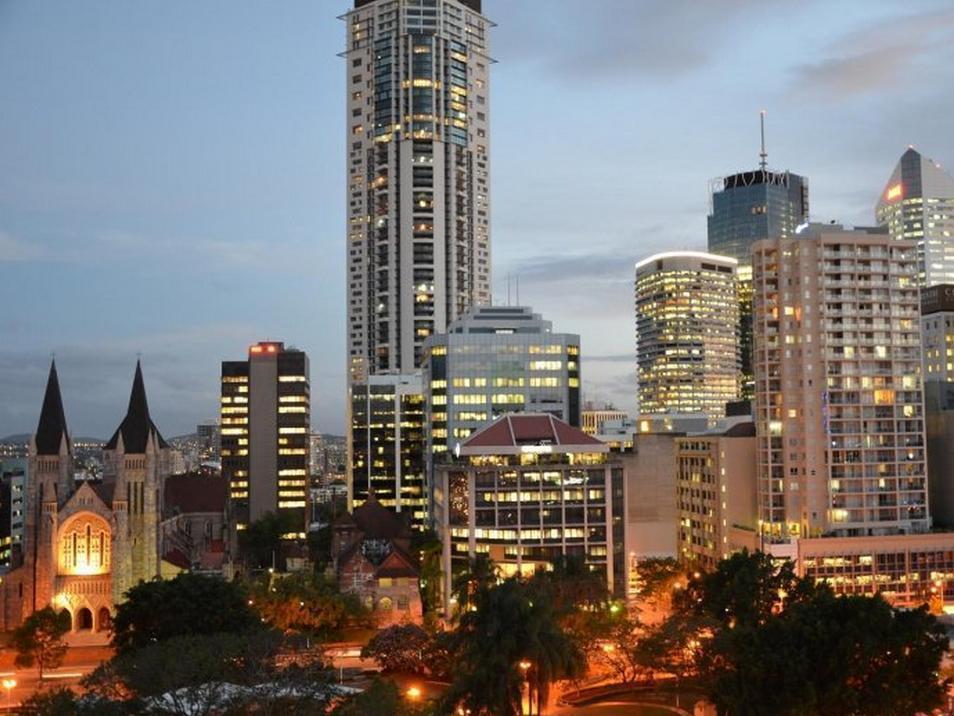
343;0;492;383
635;251;740;418
752;225;927;543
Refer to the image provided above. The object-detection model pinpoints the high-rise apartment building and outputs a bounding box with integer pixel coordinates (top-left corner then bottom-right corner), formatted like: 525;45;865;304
876;147;954;287
635;251;740;418
343;0;492;383
349;372;427;528
222;343;310;540
708;137;809;398
423;305;581;457
752;225;927;543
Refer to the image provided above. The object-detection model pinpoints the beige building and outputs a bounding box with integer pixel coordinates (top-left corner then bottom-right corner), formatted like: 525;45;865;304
752;225;926;543
676;423;758;570
582;407;629;436
635;251;740;418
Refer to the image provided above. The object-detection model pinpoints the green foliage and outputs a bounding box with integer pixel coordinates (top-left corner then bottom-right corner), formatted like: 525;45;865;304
443;576;586;716
669;551;949;716
410;528;443;621
449;553;497;618
13;607;71;678
361;624;431;673
84;630;336;715
633;557;683;601
239;510;302;570
248;571;370;637
110;573;262;654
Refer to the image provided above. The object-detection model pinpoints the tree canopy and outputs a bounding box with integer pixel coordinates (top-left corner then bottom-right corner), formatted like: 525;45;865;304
111;573;262;654
13;607;71;679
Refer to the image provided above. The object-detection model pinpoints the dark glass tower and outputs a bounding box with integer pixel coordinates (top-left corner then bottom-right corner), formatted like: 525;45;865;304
708;168;809;400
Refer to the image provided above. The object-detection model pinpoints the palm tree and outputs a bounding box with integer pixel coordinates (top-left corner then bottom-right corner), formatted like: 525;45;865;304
445;576;586;715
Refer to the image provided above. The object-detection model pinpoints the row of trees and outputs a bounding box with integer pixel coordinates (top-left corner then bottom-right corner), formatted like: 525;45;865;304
357;551;951;716
19;572;381;715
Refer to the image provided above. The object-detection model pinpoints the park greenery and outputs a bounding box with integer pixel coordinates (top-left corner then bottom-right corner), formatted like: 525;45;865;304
13;606;72;680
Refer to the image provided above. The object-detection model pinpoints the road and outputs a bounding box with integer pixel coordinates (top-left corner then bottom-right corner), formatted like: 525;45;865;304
0;645;112;710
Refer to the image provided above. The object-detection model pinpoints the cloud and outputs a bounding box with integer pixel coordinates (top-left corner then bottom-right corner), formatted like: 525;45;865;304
494;0;796;81
0;230;47;262
790;7;954;100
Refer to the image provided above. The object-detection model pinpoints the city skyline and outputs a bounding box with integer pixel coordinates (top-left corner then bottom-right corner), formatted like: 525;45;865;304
2;0;954;439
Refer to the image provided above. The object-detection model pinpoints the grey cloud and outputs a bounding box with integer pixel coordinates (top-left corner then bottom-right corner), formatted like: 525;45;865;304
790;7;954;100
493;0;798;81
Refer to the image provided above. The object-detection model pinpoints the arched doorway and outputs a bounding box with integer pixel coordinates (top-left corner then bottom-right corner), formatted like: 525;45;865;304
76;607;93;631
97;607;111;632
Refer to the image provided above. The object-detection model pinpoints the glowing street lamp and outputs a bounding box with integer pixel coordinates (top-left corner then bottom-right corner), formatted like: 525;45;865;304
406;686;422;701
2;679;16;707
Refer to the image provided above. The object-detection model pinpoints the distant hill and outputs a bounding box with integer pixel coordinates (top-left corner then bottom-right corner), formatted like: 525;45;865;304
0;434;104;445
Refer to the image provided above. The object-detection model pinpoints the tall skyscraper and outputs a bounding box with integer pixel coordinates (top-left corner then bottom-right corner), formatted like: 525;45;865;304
423;305;581;457
349;372;427;528
752;225;927;543
876;147;954;287
222;342;310;541
635;251;740;418
708;122;809;398
343;0;492;383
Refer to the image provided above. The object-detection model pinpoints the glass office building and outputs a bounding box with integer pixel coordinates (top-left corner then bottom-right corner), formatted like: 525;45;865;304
422;306;581;458
708;169;809;398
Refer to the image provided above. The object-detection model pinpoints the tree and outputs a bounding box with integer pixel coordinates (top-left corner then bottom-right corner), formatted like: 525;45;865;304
331;678;433;716
361;624;431;674
13;607;71;681
248;571;369;638
84;630;338;716
111;573;262;654
239;511;302;571
444;577;585;715
668;551;949;716
410;528;443;624
449;554;497;617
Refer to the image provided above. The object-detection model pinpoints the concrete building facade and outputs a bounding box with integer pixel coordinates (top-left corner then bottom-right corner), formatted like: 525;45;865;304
752;225;927;542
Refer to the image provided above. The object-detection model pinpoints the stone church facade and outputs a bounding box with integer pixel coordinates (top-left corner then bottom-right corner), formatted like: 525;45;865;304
0;361;169;634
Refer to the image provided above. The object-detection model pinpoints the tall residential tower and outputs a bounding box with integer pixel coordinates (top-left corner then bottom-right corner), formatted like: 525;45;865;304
343;0;492;382
752;225;926;543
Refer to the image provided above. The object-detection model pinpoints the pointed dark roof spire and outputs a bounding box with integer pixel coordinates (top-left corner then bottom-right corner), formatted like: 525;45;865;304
35;360;71;456
105;360;168;453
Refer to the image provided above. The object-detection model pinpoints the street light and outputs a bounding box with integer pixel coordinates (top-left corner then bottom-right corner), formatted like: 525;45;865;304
518;661;532;715
2;679;16;708
406;686;422;701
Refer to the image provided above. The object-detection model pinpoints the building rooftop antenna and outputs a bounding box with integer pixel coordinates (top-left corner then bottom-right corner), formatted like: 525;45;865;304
759;110;768;171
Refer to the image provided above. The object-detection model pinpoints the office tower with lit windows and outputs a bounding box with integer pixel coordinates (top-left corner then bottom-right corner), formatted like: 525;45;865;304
876;147;954;287
635;252;740;419
343;0;492;384
349;372;427;528
221;342;310;541
422;305;581;458
752;225;927;544
708;133;809;398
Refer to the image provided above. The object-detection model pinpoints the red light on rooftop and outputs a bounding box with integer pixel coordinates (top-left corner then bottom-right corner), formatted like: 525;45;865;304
267;345;277;353
250;346;263;354
886;183;903;202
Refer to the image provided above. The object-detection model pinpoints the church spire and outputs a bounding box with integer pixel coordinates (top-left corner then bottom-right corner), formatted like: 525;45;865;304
35;360;70;456
105;360;168;453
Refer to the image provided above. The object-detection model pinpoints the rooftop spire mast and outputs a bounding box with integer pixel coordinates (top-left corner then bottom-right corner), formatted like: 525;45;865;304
759;110;768;171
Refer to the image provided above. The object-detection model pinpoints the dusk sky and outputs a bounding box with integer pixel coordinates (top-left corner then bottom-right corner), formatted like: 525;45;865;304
2;0;953;439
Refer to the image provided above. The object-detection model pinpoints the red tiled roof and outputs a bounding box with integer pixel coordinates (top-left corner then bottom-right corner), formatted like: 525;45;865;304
375;547;419;579
463;414;606;452
164;474;227;514
351;494;409;540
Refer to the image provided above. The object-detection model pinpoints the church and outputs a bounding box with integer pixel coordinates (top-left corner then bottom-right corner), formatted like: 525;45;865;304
0;361;170;635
